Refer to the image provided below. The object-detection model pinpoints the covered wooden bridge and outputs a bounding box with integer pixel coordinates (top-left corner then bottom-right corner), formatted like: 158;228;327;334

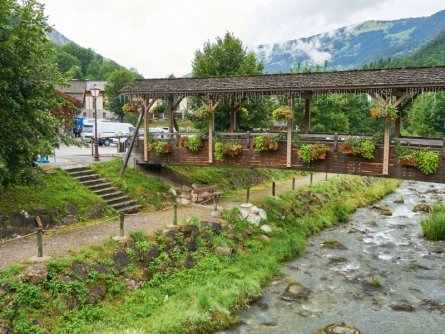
120;67;445;183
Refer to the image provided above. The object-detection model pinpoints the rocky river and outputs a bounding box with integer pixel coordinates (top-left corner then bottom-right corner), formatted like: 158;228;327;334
220;181;445;334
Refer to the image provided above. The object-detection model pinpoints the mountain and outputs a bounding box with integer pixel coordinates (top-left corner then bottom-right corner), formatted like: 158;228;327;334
46;27;73;46
252;9;445;73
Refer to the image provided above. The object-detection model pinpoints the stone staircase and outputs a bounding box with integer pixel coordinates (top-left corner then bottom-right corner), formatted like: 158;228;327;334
65;166;142;214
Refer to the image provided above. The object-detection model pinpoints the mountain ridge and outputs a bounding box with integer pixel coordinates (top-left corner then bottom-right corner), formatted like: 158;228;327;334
252;9;445;73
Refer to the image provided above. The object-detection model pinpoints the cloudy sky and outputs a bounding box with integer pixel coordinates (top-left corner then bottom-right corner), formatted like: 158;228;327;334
40;0;444;78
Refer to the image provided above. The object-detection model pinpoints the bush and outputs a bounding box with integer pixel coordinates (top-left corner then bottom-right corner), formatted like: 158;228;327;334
421;205;445;240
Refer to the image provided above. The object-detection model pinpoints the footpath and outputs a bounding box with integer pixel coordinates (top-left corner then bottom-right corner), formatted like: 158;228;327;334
0;173;330;270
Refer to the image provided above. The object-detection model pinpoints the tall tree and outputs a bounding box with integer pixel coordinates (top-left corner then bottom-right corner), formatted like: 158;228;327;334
191;32;265;131
0;0;67;191
105;69;142;121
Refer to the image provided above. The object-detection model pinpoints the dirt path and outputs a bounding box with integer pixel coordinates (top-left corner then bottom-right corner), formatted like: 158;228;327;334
0;173;332;270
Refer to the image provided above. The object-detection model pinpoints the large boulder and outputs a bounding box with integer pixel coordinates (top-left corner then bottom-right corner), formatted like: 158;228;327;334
85;202;105;220
413;203;431;213
64;203;79;216
247;214;261;226
112;251;130;272
17;264;48;284
316;322;361;334
281;283;311;302
10;210;34;228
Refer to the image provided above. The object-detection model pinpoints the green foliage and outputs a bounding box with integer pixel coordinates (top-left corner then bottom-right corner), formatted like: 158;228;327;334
340;137;376;159
252;136;280;152
297;144;329;163
0;169;107;219
149;141;171;157
214;142;243;161
105;68;142;121
0;0;69;191
396;145;440;175
272;106;294;121
90;159;170;210
421;204;445;240
191;32;268;132
186;135;203;153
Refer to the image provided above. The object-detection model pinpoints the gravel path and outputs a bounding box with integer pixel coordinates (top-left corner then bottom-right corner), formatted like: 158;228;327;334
0;173;332;270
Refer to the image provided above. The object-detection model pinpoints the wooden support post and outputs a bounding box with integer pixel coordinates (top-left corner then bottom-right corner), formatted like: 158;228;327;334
310;172;313;186
394;107;402;138
143;101;149;162
168;96;174;135
121;99;156;175
303;96;311;134
173;203;178;225
246;187;250;203
36;228;43;257
382;118;391;175
442;139;445;159
286;119;292;167
213;197;217;211
246;131;251;148
272;181;276;196
334;133;338;152
325;171;328;181
119;213;125;237
292;178;295;190
208;100;215;163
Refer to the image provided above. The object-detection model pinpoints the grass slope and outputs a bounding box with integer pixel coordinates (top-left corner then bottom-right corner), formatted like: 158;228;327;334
0;169;106;220
90;159;171;211
31;177;398;333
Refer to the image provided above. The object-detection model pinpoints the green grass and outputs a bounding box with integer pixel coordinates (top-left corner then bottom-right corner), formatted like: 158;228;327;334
421;204;445;240
90;159;171;210
165;165;304;193
0;169;106;219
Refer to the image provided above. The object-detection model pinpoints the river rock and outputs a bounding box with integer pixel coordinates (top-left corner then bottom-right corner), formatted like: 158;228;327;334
260;224;272;234
215;246;233;256
0;319;12;334
393;197;405;204
251;206;260;214
17;263;48;284
60;214;79;226
390;303;415;312
210;210;220;218
316;322;361;334
85;202;105;220
240;203;253;208
247;214;261;226
322;239;347;250
112;250;130;272
281;283;311;301
258;208;267;220
413;203;431;213
239;209;249;219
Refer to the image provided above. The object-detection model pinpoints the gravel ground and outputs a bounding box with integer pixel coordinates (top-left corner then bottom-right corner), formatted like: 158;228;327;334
0;173;332;270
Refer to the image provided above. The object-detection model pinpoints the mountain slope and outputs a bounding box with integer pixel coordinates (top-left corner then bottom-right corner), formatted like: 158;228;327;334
253;9;445;73
46;27;73;46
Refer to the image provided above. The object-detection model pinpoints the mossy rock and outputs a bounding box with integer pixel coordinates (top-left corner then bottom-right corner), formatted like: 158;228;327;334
413;203;431;213
316;322;361;334
322;239;347;250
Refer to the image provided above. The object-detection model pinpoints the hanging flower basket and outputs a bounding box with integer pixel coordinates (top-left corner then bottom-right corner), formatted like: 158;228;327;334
370;97;398;121
296;144;329;164
272;106;294;121
396;146;439;175
122;102;139;114
179;135;204;153
398;155;418;167
252;136;280;152
193;105;214;120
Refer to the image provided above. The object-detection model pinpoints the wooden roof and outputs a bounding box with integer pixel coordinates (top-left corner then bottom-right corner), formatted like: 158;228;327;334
120;67;445;98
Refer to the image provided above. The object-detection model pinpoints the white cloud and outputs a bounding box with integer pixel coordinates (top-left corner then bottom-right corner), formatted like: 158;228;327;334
40;0;445;78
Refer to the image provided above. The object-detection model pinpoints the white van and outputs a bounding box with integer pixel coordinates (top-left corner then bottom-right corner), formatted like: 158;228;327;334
82;122;135;146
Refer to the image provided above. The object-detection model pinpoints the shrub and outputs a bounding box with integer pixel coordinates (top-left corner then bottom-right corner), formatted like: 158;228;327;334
149;141;171;157
186;135;203;153
297;144;329;164
421;205;445;240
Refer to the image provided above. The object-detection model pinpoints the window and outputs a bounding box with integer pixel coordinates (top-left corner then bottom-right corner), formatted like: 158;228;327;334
83;112;86;117
103;112;106;118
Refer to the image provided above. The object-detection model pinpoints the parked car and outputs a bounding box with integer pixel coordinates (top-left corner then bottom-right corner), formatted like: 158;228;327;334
82;121;135;146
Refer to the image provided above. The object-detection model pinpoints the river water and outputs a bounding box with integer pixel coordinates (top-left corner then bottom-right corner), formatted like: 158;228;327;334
220;181;445;334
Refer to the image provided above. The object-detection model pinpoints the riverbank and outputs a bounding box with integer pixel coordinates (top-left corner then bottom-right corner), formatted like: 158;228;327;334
0;176;399;333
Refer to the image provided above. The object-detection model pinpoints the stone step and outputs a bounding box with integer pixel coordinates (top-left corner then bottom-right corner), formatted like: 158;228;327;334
93;187;118;195
82;179;108;187
88;182;114;191
101;191;126;200
105;195;132;205
74;174;101;182
69;170;98;177
110;200;138;210
64;166;90;173
116;204;143;214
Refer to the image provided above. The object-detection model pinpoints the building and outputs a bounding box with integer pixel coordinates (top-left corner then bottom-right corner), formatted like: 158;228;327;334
56;80;114;120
